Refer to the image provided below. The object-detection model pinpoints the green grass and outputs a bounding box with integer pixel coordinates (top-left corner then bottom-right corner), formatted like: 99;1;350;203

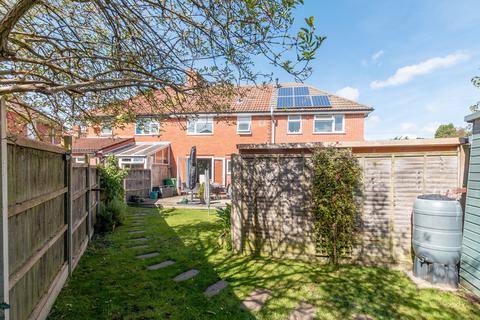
49;207;480;320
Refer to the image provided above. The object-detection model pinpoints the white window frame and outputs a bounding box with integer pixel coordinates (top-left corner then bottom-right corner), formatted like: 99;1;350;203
135;118;160;135
287;115;302;134
186;116;214;135
236;115;252;134
313;114;345;134
226;159;232;175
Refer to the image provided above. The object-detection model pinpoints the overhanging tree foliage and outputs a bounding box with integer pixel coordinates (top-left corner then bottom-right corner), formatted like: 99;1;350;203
434;123;468;138
311;146;362;266
0;0;325;129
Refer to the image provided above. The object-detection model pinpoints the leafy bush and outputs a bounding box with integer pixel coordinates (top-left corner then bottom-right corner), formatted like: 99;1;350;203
96;155;128;233
311;146;362;266
216;204;232;250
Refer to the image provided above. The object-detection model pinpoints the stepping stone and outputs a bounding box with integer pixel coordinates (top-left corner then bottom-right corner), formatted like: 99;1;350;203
129;244;149;249
147;260;176;270
240;288;272;311
353;315;374;320
136;252;159;260
173;269;199;282
128;230;145;234
130;237;148;241
204;280;229;298
288;302;316;320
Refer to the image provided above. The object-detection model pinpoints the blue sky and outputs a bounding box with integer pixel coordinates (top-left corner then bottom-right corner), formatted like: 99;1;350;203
268;0;480;139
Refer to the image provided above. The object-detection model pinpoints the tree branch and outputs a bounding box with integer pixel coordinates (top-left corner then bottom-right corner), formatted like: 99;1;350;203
0;0;40;57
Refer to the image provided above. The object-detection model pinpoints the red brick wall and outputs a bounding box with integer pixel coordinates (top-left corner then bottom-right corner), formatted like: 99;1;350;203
275;113;364;143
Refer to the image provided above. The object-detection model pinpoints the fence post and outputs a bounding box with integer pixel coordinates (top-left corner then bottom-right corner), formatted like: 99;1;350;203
63;136;73;275
85;154;92;239
0;97;10;319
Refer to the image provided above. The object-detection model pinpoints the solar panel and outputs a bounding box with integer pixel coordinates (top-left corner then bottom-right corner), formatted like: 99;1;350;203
277;97;294;108
294;96;312;107
294;86;309;96
311;95;331;106
278;87;293;96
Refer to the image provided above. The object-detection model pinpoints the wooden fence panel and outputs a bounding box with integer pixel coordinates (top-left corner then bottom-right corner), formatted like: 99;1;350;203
2;137;100;320
232;149;463;266
125;169;151;200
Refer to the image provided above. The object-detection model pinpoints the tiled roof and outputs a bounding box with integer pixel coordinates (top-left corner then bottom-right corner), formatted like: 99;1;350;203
72;137;134;153
102;83;373;116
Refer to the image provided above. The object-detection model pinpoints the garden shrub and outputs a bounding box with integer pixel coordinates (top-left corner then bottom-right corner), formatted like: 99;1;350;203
216;204;232;250
96;155;128;233
311;146;362;266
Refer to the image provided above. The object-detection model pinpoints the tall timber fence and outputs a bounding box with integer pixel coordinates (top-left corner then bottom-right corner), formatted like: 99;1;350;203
124;169;152;201
231;139;468;267
0;133;99;319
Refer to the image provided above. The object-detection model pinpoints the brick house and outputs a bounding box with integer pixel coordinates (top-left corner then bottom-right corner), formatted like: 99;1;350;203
80;83;373;189
6;102;63;144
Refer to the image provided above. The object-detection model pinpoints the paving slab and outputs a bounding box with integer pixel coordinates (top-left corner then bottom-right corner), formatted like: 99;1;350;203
204;280;229;298
173;269;199;282
147;260;176;270
130;237;149;241
288;302;316;320
352;314;374;320
240;288;272;312
136;252;160;260
129;244;149;249
128;230;145;234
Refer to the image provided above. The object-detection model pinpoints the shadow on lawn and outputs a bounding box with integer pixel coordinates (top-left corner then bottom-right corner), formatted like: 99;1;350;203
172;217;480;320
48;208;253;320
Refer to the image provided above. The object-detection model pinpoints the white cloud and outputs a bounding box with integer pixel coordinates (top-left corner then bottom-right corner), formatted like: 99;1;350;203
400;122;416;131
371;50;384;61
425;104;435;112
370;52;470;89
366;115;381;128
335;86;360;101
421;122;441;134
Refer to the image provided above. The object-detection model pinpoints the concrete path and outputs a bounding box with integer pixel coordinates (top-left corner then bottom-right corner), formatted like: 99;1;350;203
288;302;316;320
136;252;159;260
173;269;199;282
240;288;272;312
204;280;229;298
147;260;176;270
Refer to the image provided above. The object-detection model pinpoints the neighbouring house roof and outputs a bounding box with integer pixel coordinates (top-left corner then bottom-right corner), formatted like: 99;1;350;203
99;83;373;117
72;137;135;154
109;142;170;157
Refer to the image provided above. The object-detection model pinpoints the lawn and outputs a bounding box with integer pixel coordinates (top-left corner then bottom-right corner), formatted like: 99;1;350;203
49;207;479;320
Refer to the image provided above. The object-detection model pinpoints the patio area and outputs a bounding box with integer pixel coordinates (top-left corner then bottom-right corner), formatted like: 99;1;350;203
131;195;230;210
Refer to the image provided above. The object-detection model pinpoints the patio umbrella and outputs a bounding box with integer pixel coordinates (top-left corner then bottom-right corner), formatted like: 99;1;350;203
188;146;197;191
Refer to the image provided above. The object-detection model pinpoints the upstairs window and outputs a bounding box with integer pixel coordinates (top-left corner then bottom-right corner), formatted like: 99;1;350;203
187;116;213;134
101;124;112;136
313;115;344;133
287;115;302;134
136;118;160;135
237;116;251;134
